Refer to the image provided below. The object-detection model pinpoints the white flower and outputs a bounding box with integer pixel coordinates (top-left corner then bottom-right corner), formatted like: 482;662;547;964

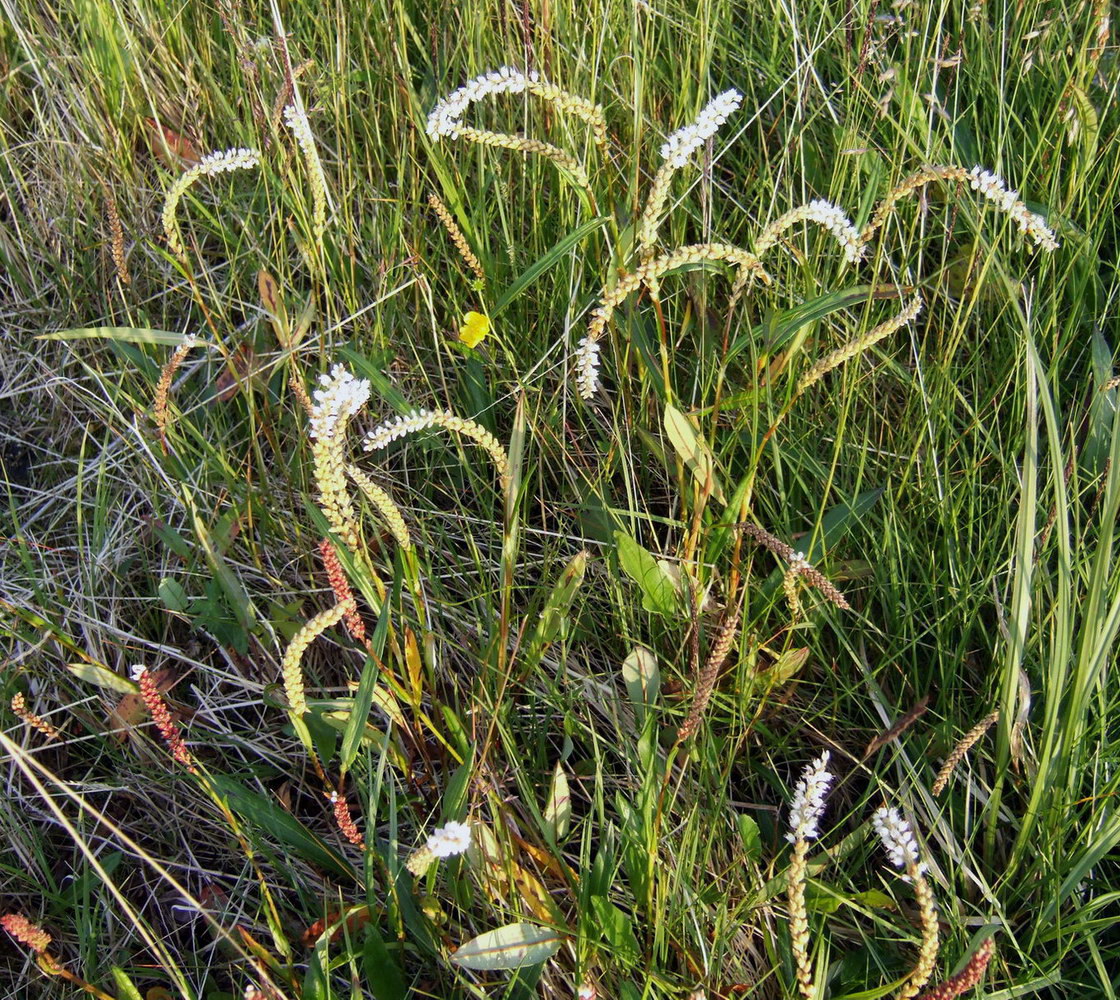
574;337;602;399
659;89;743;168
310;364;371;441
426;66;541;139
802;199;866;262
786;751;833;842
872;806;928;875
426;820;472;858
967;166;1059;251
130;665;147;681
788;550;812;572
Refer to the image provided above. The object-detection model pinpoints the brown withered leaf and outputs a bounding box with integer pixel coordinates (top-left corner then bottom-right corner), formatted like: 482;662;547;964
143;118;202;170
300;906;372;948
214;343;256;402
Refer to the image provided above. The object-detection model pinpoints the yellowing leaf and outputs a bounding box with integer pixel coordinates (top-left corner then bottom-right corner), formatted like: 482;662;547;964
458;311;490;348
451;922;563;971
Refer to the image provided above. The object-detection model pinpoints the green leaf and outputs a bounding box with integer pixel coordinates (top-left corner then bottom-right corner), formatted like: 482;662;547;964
209;775;351;879
529;550;588;652
615;532;677;616
492;218;609;316
37;326;199;345
737;815;761;862
621;646;660;721
543;762;571;841
158;577;190;613
340;652;382;775
589;895;640;962
663;404;725;504
109;968;144;1000
362;928;408;1000
451;922;563;971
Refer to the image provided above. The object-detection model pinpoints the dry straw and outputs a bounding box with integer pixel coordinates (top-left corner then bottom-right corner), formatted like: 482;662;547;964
161;147;260;261
861;164;1058;251
932;710;999;795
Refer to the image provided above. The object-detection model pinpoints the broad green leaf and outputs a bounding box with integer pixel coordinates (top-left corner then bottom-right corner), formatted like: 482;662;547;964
663;404;725;503
451;922;563;971
158;577;189;613
615;532;676;616
737;815;761;862
589;895;639;962
37;326;199;345
362;928;408;1000
621;646;660;720
209;775;351;879
543;762;571;841
492;218;609;316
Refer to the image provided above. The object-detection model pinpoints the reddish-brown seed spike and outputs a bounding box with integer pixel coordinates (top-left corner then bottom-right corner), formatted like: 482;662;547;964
329;791;365;847
915;938;995;1000
319;539;365;641
136;669;196;773
1;914;52;954
677;603;742;743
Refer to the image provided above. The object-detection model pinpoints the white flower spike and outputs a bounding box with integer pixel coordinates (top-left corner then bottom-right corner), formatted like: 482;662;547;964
786;751;833;842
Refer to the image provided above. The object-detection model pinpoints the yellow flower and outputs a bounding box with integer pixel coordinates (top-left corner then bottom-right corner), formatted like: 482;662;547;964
458;311;490;348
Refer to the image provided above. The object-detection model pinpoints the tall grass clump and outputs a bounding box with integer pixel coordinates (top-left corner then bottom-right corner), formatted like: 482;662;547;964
2;0;1119;998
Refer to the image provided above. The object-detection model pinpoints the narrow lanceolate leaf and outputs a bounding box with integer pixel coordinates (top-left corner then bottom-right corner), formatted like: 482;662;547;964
543;762;571;841
530;549;588;651
663;403;726;503
451;922;563;970
37;326;194;345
